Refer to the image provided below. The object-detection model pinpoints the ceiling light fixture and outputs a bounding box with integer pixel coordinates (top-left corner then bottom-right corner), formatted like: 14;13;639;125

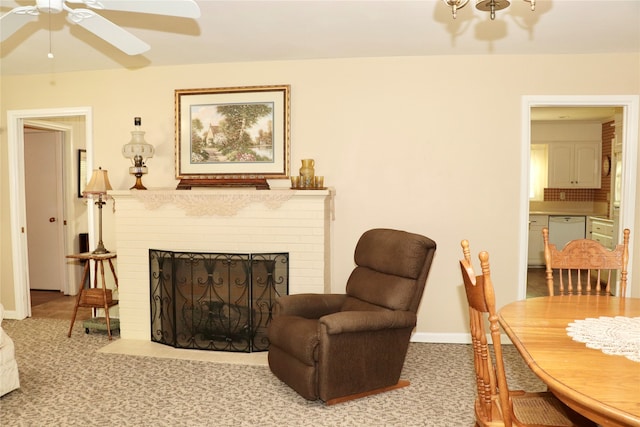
443;0;535;20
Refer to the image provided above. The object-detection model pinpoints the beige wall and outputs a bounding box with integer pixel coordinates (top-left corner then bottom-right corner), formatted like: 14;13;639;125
2;53;639;338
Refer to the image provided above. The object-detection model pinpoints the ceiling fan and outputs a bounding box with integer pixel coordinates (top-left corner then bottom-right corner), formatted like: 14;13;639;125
0;0;201;55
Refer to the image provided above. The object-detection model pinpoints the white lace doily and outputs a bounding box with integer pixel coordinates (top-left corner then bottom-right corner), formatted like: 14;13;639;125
130;190;294;216
566;316;640;362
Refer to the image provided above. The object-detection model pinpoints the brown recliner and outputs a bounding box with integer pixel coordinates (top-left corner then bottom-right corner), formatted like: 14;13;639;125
267;228;436;403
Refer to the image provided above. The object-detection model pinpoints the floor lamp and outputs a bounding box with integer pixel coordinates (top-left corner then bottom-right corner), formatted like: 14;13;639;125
83;167;113;254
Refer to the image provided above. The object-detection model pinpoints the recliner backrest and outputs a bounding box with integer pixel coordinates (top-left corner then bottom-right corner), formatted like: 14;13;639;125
342;228;436;312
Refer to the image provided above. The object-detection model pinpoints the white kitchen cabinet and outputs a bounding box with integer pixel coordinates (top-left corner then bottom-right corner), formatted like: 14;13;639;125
588;216;615;249
528;215;549;266
548;141;601;188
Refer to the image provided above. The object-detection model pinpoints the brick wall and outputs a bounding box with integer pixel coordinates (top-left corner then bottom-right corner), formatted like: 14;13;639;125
111;189;333;340
598;120;614;214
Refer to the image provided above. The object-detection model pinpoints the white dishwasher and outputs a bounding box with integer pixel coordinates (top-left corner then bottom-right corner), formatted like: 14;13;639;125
548;216;586;249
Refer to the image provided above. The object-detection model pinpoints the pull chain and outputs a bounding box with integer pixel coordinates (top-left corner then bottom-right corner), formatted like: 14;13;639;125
47;0;54;59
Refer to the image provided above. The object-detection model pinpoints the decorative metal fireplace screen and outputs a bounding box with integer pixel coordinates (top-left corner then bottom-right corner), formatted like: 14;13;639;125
149;250;288;352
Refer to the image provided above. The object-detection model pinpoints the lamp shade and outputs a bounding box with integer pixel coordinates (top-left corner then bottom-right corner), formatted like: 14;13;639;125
83;167;113;196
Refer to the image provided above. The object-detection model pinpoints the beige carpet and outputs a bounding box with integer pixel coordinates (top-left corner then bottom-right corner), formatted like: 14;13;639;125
1;317;547;426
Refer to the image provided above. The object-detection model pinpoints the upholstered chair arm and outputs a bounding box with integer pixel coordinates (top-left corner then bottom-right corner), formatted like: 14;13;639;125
274;294;347;319
319;310;416;335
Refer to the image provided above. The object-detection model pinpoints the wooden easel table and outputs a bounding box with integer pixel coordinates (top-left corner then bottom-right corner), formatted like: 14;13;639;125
67;252;119;340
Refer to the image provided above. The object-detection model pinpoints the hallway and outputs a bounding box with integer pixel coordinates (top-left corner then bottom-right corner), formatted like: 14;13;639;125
30;290;91;321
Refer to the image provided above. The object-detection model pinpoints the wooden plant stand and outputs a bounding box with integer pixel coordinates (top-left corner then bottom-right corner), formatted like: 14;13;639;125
66;252;119;340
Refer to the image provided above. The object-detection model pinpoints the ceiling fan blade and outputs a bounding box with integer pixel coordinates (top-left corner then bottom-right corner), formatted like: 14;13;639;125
67;0;201;18
0;6;39;42
67;8;150;55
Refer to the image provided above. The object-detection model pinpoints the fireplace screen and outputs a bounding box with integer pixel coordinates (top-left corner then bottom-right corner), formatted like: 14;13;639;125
149;250;288;352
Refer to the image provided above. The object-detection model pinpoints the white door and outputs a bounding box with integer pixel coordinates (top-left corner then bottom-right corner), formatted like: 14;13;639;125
24;129;66;291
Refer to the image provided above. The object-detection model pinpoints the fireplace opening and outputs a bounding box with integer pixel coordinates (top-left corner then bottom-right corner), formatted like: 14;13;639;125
149;250;288;352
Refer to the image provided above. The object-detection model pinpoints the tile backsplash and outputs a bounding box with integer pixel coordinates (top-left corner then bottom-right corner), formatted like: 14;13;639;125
544;188;595;202
530;200;608;216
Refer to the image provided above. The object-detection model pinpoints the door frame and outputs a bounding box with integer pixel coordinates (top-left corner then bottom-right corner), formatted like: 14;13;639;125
519;95;638;299
7;107;93;319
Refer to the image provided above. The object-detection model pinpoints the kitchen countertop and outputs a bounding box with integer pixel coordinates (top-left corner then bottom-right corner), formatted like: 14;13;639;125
529;201;608;218
529;211;607;217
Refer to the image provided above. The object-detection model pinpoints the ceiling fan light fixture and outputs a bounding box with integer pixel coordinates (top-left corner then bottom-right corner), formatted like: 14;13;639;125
47;0;54;59
0;0;201;56
36;0;62;14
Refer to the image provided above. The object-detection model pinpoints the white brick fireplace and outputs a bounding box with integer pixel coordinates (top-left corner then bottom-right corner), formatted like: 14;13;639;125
110;188;334;340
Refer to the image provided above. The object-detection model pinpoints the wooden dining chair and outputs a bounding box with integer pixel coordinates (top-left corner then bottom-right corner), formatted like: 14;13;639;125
459;240;596;427
542;227;630;296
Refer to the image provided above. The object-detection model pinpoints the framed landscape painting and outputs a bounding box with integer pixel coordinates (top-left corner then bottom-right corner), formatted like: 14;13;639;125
175;85;290;188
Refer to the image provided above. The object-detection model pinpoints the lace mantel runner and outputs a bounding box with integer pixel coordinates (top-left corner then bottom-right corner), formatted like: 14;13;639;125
130;190;295;216
566;316;640;362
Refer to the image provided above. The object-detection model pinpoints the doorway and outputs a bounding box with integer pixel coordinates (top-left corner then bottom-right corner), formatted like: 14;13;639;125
7;107;93;320
519;96;638;300
24;126;66;292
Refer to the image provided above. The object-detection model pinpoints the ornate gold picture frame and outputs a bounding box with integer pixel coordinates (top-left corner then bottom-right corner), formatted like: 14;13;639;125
175;85;290;189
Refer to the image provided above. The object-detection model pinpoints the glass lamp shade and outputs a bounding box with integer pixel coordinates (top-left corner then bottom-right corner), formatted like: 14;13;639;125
122;130;154;163
122;117;154;164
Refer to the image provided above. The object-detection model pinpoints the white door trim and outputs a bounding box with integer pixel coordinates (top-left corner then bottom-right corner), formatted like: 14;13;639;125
7;107;93;320
520;95;638;299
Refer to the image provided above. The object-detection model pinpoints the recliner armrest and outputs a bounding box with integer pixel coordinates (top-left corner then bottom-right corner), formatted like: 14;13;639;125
274;294;347;319
319;310;416;335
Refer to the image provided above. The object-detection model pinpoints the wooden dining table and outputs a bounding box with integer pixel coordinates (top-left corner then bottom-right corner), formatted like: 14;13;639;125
498;295;640;427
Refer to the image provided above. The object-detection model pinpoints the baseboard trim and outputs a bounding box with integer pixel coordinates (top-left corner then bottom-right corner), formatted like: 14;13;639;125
2;309;22;320
411;332;469;344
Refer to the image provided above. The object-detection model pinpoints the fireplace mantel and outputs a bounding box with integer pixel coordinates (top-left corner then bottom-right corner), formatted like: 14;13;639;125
110;187;334;217
111;188;334;340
